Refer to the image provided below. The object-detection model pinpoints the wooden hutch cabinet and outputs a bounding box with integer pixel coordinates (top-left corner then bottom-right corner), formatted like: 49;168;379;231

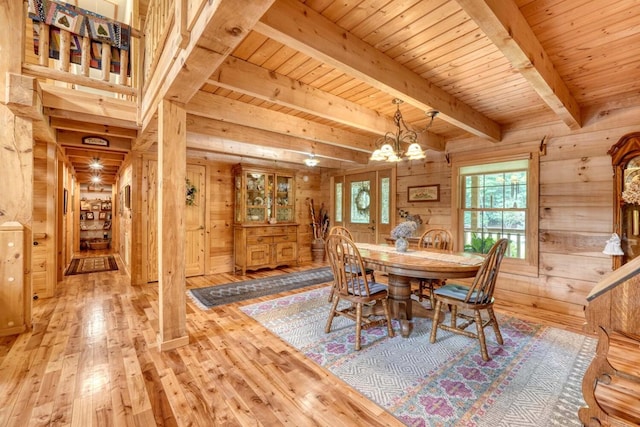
232;164;298;275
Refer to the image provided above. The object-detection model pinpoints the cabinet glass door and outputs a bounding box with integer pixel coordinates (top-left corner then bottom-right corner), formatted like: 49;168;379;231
275;175;294;222
246;172;267;222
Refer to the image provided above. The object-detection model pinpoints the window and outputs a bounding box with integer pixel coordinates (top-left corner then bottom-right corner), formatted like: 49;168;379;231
453;153;538;276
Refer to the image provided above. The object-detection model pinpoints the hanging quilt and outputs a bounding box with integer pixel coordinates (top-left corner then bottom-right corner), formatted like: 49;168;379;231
28;0;130;75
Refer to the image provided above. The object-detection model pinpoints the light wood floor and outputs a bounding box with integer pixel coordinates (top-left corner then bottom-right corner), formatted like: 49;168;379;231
0;253;589;427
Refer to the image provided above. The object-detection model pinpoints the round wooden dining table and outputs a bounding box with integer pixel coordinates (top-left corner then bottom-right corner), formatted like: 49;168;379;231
355;243;484;337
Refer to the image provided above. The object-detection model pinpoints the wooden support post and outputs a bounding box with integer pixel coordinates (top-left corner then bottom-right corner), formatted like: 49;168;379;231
157;99;188;351
1;0;33;332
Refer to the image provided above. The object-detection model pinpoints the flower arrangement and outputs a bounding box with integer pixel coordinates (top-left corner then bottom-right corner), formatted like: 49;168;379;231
309;198;330;241
622;176;640;205
185;178;197;206
391;220;418;239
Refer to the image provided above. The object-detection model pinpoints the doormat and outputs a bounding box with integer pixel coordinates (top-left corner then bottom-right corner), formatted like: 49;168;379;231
65;256;118;275
241;287;595;426
187;267;334;309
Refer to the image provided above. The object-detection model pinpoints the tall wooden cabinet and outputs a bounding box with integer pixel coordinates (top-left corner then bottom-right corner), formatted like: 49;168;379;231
579;256;640;426
233;164;299;275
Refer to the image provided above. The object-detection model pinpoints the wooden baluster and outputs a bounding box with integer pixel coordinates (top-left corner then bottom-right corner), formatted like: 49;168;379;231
101;42;111;81
38;23;50;66
119;48;129;86
59;29;70;72
81;36;90;77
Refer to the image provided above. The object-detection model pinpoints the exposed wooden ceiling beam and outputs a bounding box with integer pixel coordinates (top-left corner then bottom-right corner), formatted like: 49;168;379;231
64;147;126;161
456;0;581;129
256;0;501;142
208;57;446;151
186;115;370;164
42;84;137;123
187;92;376;152
57;130;131;152
187;133;352;169
140;0;276;132
75;173;116;184
50;118;138;139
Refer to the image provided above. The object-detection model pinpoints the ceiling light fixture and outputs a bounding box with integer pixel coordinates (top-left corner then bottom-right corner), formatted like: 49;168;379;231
89;157;103;170
370;99;439;163
304;154;319;167
91;175;102;184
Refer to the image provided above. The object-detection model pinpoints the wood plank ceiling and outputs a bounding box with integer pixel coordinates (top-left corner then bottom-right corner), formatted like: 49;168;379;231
58;0;640;179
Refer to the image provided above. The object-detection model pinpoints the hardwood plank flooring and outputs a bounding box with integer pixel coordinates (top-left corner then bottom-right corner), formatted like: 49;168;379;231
0;254;590;426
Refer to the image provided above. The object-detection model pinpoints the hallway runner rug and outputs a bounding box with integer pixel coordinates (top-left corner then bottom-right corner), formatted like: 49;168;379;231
240;287;596;426
65;255;118;275
188;267;334;309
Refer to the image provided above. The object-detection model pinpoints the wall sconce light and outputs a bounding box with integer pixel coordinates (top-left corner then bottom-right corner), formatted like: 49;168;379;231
603;233;624;255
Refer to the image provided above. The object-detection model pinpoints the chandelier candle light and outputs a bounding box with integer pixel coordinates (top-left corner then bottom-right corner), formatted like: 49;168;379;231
370;99;438;163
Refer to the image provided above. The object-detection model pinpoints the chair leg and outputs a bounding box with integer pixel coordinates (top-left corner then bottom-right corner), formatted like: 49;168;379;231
382;298;394;338
355;302;363;351
429;300;443;343
450;304;458;328
474;310;490;362
428;281;435;309
488;307;503;345
327;283;335;303
324;296;340;333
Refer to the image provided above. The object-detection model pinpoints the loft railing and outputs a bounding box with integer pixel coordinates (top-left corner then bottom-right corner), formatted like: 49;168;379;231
142;0;174;85
21;0;140;99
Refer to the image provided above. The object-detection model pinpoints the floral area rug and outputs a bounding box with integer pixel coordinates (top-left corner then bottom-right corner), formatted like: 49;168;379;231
240;287;595;426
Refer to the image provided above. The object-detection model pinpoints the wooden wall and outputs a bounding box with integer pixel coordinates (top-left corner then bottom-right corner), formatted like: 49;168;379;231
125;152;327;284
394;106;640;318
32;141;57;299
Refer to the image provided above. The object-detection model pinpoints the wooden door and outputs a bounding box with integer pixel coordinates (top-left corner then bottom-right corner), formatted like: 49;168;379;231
345;172;377;243
147;161;205;281
185;165;206;277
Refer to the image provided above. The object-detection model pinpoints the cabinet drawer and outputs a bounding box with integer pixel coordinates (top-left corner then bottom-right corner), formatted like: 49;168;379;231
273;233;296;243
247;235;273;245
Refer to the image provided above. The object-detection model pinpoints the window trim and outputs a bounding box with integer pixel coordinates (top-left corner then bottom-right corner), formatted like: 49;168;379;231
451;150;539;277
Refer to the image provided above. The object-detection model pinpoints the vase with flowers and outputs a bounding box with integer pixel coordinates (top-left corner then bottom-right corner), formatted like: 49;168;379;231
391;221;418;252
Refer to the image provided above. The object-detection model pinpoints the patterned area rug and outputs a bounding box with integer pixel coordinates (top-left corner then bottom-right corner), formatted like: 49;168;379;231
65;255;118;275
188;267;334;309
241;287;595;426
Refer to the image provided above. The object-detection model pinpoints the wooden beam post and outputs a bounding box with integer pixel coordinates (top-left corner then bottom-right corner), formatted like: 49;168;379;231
157;99;189;351
0;0;33;331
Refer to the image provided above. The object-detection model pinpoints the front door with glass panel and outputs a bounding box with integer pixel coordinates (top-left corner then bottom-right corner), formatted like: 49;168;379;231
345;172;377;243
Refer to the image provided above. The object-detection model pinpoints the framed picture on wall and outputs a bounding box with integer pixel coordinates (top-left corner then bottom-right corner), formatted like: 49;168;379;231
99;212;106;220
80;200;91;211
63;189;68;214
407;184;440;202
91;203;101;211
86;212;94;220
